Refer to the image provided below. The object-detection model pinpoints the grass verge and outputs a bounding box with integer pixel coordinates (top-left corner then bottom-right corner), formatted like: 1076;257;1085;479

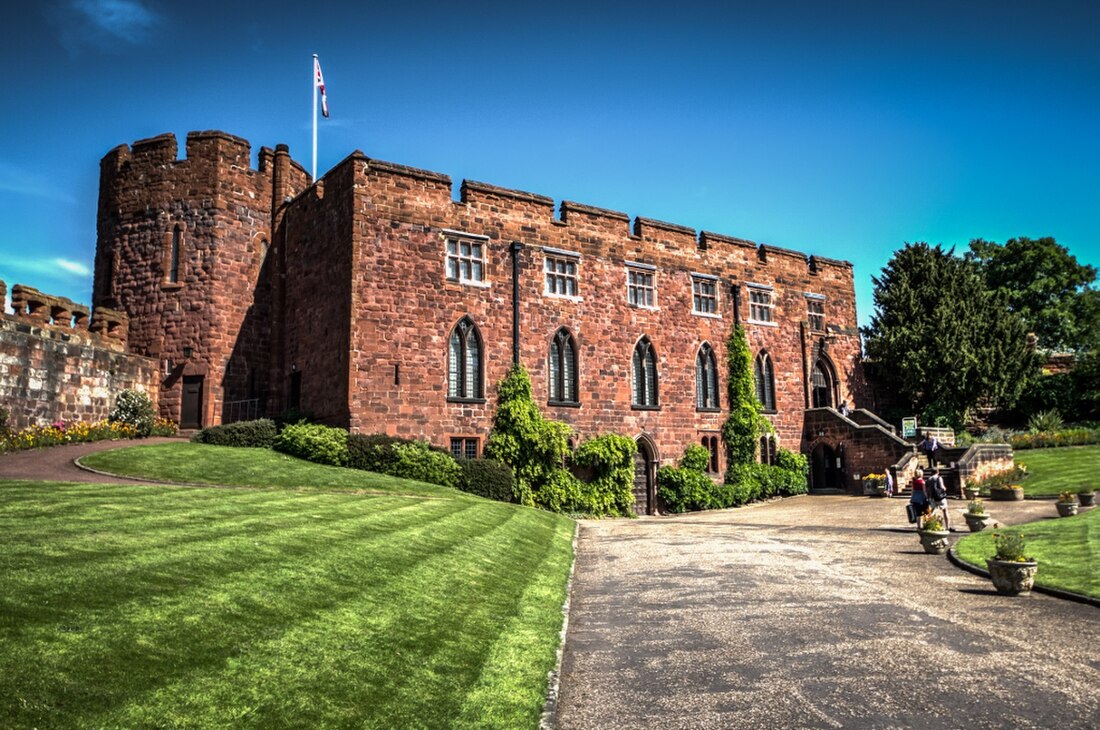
955;508;1100;599
80;442;460;497
1014;445;1100;497
0;472;574;728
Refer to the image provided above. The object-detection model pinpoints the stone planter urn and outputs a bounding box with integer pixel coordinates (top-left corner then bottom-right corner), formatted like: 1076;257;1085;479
964;512;992;532
1079;492;1096;507
987;559;1038;596
963;485;981;500
1056;501;1079;517
990;486;1024;501
918;529;951;555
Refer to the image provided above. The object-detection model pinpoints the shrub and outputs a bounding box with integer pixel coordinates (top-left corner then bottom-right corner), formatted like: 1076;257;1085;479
109;389;155;437
658;445;717;514
775;448;809;479
347;434;460;488
457;458;515;502
1027;408;1064;434
192;419;277;448
1009;427;1100;450
273;423;349;466
274;407;316;431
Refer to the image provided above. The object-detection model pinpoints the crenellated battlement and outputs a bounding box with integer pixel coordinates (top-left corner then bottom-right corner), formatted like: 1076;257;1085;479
340;150;852;274
3;280;128;350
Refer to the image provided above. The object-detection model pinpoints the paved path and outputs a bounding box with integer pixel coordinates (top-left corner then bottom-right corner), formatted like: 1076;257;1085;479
554;495;1099;729
0;437;184;484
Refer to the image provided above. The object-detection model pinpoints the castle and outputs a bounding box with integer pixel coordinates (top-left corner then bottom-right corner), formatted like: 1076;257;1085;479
81;129;906;508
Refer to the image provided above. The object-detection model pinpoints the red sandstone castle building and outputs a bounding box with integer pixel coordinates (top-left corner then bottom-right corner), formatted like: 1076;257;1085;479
91;130;897;508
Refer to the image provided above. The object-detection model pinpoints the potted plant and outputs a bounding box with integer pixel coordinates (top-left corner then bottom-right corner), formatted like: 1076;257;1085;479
1056;491;1079;517
987;530;1037;596
989;483;1024;501
1079;487;1096;507
917;512;951;554
963;498;992;532
863;472;887;497
963;479;981;500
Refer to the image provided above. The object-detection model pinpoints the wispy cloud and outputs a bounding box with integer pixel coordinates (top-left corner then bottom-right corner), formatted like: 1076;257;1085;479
0;162;77;203
1;256;93;282
47;0;161;55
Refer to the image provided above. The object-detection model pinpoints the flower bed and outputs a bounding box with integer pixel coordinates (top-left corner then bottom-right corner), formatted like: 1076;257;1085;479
0;418;177;453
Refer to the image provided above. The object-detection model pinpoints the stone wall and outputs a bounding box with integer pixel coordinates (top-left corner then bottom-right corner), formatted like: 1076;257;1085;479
280;151;868;465
0;280;158;428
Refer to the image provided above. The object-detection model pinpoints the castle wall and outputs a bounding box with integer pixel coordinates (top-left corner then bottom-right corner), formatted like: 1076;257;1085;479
277;152;866;465
0;280;158;429
94;132;308;427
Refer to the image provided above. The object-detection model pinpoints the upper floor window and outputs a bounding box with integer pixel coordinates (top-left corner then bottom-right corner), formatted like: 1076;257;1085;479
692;274;719;315
169;224;182;283
748;286;774;323
448;316;483;401
627;264;656;308
754;351;776;411
806;295;826;332
549;328;579;405
811;356;835;409
696;343;719;410
445;232;487;285
545;251;579;297
631;336;659;408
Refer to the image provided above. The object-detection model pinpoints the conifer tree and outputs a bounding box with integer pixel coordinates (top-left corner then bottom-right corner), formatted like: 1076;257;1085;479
862;242;1037;428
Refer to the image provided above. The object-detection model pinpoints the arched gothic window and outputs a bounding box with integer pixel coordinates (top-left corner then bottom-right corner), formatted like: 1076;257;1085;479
759;435;777;465
548;328;578;404
811;357;835;409
696;343;719;410
448;317;483;400
754;351;776;411
631;337;659;408
169;224;182;283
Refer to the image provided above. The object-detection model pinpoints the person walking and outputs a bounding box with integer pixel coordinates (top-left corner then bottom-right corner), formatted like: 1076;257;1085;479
926;468;951;531
919;433;940;467
907;472;927;529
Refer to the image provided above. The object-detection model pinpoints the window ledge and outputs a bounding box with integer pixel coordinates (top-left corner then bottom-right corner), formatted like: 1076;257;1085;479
696;407;722;413
446;397;487;405
548;400;581;408
748;319;778;327
545;293;583;302
627;303;660;311
631;404;661;411
446;278;491;289
161;281;184;291
692;311;722;319
762;408;778;415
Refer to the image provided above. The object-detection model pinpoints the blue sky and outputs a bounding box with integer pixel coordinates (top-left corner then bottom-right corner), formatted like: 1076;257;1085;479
1;0;1097;328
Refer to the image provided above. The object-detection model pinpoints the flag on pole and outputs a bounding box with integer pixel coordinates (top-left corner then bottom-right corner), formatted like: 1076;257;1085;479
314;56;329;118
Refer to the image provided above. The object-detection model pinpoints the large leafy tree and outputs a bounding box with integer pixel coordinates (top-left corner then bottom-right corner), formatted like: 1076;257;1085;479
862;242;1037;428
966;237;1099;352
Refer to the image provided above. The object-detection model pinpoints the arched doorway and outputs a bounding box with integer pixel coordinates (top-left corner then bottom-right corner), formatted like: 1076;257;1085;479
633;438;655;515
811;356;836;409
811;442;844;490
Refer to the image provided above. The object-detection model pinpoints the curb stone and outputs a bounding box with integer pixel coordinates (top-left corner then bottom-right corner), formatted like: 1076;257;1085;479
540;520;580;730
947;547;1100;608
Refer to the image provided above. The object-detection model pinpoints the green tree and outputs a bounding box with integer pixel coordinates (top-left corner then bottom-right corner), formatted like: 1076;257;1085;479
862;242;1037;429
967;237;1099;352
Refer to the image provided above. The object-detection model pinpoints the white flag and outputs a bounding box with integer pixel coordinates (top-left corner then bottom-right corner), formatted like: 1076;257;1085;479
314;56;329;118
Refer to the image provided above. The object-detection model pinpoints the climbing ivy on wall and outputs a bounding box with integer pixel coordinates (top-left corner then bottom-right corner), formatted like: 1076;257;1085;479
722;323;771;475
486;365;635;516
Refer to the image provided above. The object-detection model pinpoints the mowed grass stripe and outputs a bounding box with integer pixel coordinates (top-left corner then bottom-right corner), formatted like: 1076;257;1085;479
92;503;563;729
1;487;445;618
1015;445;1100;497
2;489;530;727
80;443;465;498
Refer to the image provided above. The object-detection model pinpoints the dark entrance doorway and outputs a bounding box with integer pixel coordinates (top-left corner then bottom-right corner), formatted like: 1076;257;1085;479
181;375;204;430
633;439;653;516
811;442;844;490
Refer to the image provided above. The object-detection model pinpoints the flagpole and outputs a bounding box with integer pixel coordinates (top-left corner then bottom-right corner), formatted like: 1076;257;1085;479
311;54;318;182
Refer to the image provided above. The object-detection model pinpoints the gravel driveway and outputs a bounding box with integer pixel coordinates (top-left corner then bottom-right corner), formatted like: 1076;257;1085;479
554;495;1099;729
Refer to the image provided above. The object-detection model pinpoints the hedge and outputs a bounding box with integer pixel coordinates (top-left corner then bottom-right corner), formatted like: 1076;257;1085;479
457;458;515;502
192;419;277;448
273;423;349;466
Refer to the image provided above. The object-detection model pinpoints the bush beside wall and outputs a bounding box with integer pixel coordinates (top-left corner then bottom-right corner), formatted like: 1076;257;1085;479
457;458;515;502
192;419;277;448
273;423;349;466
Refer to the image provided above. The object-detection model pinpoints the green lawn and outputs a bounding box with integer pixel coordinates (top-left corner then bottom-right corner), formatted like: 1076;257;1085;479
956;508;1100;598
1015;445;1100;497
0;445;576;729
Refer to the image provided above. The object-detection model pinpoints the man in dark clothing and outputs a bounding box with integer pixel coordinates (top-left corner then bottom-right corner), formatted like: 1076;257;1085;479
919;434;940;466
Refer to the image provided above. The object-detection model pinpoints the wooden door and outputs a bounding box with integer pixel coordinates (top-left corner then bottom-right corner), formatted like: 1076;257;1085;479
181;375;204;429
633;440;652;515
